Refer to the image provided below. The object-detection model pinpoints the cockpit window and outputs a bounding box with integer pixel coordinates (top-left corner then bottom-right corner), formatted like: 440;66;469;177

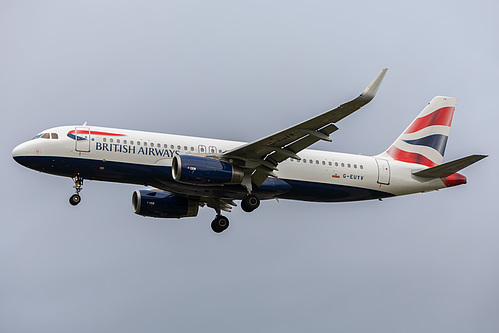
33;132;59;140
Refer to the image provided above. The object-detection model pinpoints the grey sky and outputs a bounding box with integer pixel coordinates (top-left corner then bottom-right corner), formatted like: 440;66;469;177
1;1;498;332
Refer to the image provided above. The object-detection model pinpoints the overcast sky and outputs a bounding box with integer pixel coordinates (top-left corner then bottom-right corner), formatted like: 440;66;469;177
1;1;498;332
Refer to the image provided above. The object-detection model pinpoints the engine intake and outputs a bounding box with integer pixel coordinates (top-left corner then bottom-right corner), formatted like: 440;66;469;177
132;190;199;218
172;155;244;185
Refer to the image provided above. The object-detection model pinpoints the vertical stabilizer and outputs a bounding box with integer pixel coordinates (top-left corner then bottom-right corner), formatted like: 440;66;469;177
378;96;456;166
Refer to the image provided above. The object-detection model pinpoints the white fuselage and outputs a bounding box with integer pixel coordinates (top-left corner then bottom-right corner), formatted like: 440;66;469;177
12;125;450;202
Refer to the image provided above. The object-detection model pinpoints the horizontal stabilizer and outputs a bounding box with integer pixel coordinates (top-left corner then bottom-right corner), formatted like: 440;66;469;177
412;154;487;178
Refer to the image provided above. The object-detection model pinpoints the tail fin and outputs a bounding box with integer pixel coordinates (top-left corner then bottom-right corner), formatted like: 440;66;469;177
378;96;456;167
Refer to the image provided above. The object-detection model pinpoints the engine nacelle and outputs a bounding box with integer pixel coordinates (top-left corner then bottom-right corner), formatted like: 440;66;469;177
172;155;244;185
132;190;199;218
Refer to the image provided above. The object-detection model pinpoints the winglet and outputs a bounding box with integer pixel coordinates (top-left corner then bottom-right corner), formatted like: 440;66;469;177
360;68;388;101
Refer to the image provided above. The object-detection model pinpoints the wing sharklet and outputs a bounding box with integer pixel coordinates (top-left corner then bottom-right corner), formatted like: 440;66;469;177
360;68;388;100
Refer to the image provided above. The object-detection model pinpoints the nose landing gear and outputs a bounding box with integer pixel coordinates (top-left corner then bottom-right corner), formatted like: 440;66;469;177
69;175;84;206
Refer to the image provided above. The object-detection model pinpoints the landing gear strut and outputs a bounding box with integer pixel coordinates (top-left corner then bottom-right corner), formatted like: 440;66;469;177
69;175;84;206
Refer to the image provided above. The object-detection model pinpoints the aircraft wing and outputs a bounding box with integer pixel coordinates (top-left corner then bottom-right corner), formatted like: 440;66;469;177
222;68;388;186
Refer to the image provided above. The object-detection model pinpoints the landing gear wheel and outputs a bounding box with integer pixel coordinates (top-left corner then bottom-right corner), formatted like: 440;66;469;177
241;194;260;212
211;216;230;233
69;194;81;206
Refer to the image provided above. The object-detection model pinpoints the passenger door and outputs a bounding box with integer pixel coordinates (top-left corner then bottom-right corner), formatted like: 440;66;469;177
75;127;91;152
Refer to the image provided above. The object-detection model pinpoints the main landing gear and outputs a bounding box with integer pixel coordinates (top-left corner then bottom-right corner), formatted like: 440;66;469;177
209;195;260;233
211;215;229;233
241;194;260;213
69;175;84;206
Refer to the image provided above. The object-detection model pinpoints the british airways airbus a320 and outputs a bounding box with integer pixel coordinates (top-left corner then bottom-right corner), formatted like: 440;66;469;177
12;69;487;233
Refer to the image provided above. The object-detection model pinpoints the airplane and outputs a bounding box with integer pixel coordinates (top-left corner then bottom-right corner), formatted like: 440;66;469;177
12;69;487;233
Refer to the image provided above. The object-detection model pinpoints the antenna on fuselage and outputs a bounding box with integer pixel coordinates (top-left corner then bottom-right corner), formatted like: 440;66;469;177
82;121;87;126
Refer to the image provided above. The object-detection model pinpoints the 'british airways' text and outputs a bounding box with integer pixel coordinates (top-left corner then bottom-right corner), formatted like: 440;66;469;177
95;142;180;157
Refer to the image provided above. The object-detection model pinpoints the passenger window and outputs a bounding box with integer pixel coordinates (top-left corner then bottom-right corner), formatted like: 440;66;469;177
130;140;134;145
335;162;338;167
316;160;319;164
110;138;113;143
123;140;127;144
117;139;120;144
328;162;332;166
360;165;363;170
303;159;307;163
354;164;357;169
103;137;107;143
137;141;141;145
51;133;58;139
341;163;345;167
177;145;181;150
171;145;175;149
164;144;168;148
190;147;194;151
184;146;188;151
348;163;351;168
309;159;313;164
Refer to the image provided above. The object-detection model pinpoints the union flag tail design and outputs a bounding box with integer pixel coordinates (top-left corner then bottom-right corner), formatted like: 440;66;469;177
379;96;456;167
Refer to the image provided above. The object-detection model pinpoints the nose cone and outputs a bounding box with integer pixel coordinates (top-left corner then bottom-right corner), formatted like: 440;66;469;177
12;142;24;160
12;141;34;168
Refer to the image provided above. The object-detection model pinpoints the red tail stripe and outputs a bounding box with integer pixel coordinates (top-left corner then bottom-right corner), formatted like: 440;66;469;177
386;146;437;167
405;107;455;134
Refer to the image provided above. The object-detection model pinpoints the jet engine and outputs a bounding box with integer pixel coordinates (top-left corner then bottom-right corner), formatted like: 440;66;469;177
132;190;199;218
172;155;244;185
